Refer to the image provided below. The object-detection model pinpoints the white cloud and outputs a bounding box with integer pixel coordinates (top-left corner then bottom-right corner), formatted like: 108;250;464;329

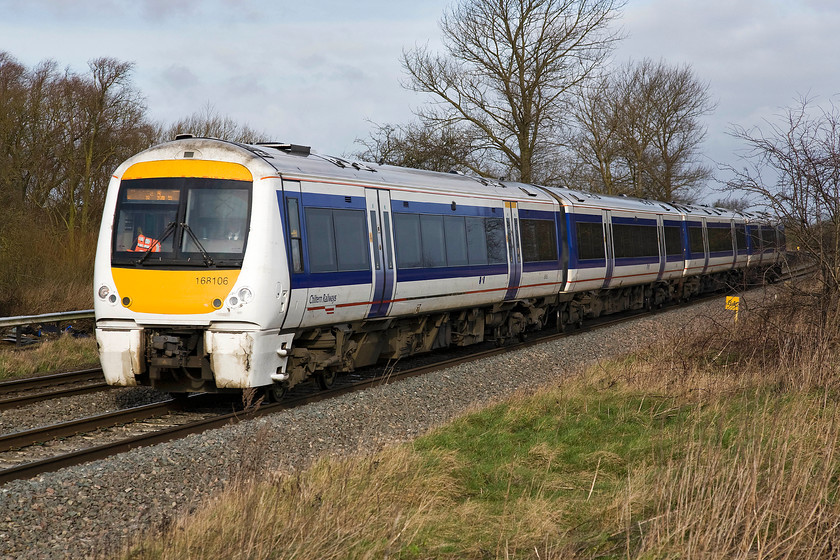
1;0;838;188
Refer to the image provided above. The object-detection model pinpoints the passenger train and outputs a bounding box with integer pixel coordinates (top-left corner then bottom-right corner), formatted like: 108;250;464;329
93;137;785;398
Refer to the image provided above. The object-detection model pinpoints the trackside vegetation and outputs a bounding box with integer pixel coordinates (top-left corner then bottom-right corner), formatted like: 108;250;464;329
124;286;840;560
0;334;99;381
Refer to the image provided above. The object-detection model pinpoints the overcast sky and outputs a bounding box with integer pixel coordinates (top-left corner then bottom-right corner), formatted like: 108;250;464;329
3;0;840;202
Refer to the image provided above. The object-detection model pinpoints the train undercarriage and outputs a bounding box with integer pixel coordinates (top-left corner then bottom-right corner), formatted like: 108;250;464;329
133;265;779;398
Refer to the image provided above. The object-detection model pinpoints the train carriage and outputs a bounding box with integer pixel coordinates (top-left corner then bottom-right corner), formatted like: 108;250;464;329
94;137;785;397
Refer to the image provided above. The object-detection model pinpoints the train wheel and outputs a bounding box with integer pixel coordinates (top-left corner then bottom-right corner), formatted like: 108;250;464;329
316;369;337;390
266;382;287;402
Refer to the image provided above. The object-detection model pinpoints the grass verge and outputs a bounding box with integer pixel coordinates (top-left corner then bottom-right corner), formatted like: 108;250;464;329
0;334;100;381
126;290;840;559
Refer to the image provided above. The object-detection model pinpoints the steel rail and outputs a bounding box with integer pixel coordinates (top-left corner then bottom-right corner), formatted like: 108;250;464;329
0;301;686;486
0;368;104;394
0;396;221;452
0;369;108;411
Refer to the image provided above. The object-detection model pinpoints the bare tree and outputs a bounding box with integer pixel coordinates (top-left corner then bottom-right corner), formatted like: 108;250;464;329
39;58;157;248
0;52;28;209
0;54;156;312
161;103;267;144
568;73;625;193
353;119;497;176
402;0;624;184
646;60;715;201
571;59;714;201
725;97;840;329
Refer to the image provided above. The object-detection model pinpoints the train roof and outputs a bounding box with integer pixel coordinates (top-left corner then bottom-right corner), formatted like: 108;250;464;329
119;137;779;225
122;137;556;205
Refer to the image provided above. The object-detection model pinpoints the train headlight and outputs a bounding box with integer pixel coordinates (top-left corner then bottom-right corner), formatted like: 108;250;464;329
99;285;119;305
226;286;254;309
238;287;253;303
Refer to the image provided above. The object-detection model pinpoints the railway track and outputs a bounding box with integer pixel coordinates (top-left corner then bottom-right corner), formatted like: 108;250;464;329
0;261;817;486
0;368;108;411
0;298;695;486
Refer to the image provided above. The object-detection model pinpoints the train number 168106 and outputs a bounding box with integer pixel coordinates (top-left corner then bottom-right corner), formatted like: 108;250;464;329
196;276;229;286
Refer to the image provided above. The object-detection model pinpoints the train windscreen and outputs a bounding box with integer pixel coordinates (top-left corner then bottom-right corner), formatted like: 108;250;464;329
111;177;251;267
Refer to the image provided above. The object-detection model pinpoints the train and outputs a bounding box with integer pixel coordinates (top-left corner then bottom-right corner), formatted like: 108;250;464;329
93;136;785;399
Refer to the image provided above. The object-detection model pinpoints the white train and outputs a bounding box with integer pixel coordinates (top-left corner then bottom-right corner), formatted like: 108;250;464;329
93;137;784;398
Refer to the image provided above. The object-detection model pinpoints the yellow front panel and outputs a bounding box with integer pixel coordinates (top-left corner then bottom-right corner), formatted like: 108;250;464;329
122;160;253;181
112;268;241;314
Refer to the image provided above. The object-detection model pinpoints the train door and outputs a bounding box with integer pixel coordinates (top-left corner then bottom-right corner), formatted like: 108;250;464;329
279;180;306;329
503;201;522;300
730;220;738;268
701;217;710;274
602;210;614;288
656;214;666;281
365;189;396;318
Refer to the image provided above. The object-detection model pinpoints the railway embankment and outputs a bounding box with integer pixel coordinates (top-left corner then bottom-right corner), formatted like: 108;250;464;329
2;283;833;559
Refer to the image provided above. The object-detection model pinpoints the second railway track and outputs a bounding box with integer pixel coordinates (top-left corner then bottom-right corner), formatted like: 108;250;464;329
0;368;109;411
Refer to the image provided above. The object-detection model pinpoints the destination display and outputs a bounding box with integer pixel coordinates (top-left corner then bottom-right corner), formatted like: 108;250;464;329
125;188;180;201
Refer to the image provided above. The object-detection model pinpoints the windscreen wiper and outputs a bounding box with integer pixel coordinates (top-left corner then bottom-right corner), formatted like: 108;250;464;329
180;222;215;267
136;221;176;266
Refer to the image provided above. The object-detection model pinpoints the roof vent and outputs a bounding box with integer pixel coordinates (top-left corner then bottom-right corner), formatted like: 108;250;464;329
257;142;311;156
175;133;194;140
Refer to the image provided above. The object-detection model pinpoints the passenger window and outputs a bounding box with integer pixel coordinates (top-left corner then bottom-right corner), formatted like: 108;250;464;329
486;218;507;264
612;224;658;258
520;219;558;262
334;210;370;271
688;226;704;255
444;216;468;266
735;225;747;251
394;213;422;268
306;208;337;272
707;226;732;253
576;221;605;260
749;227;762;252
664;226;682;256
305;207;370;273
466;217;488;265
761;226;776;249
420;214;446;267
393;212;511;269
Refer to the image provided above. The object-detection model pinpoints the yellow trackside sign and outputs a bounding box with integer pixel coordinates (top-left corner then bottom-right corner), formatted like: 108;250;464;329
725;296;740;311
726;296;740;323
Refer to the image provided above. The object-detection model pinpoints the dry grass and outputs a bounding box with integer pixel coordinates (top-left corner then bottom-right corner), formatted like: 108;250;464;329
629;397;840;558
127;446;460;560
0;334;100;381
125;286;840;559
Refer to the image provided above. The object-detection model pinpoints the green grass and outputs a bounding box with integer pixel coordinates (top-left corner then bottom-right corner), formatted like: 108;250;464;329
127;374;840;559
126;297;840;559
405;387;695;556
401;383;840;558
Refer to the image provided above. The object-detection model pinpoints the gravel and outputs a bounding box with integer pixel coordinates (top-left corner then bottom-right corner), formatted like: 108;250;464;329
0;387;169;434
0;295;742;559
